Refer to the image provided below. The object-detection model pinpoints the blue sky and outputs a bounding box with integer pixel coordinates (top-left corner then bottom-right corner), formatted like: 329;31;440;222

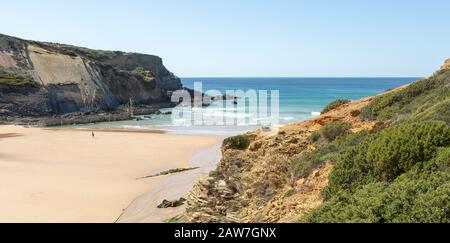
2;0;450;77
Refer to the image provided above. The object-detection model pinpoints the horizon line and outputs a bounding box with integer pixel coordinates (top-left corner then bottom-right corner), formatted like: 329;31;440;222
180;76;423;79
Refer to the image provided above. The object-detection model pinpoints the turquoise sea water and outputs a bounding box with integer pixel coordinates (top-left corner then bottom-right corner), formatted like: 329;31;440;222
74;77;418;136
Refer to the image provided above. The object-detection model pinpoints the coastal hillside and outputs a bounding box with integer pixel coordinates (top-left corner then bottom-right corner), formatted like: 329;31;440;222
185;60;450;223
0;34;182;125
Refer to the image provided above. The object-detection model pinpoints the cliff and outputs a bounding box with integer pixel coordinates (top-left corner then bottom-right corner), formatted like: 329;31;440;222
0;34;182;125
185;60;450;223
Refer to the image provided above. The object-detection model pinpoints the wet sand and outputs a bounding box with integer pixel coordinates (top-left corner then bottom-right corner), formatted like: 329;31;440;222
117;143;222;223
0;125;222;223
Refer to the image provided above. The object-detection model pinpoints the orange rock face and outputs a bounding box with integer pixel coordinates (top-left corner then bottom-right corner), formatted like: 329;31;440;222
442;59;450;70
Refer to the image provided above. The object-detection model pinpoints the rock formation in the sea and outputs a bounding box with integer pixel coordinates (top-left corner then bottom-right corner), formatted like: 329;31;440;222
0;33;183;125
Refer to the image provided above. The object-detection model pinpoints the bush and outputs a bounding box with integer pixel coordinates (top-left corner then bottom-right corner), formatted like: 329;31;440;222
223;135;251;150
304;168;450;223
301;71;450;223
322;143;376;199
423;147;450;172
415;98;450;126
52;44;112;61
320;121;352;142
361;70;450;121
294;131;370;179
322;99;351;114
368;121;450;181
0;71;37;87
303;183;386;223
320;121;450;199
309;131;321;143
381;171;450;223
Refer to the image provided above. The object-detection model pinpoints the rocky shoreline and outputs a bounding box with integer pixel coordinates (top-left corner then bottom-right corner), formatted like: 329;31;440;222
0;33;184;126
0;103;174;126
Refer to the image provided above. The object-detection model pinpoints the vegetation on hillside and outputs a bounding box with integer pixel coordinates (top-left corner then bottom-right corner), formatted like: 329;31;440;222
294;129;368;178
131;67;157;84
314;121;352;143
223;135;254;150
299;68;450;223
361;69;450;124
41;42;115;61
322;99;351;114
0;71;38;87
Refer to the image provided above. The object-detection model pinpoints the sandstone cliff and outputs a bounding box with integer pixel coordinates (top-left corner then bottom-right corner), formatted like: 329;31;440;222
0;34;182;125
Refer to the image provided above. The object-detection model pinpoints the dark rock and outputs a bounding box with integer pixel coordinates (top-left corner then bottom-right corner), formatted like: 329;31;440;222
350;109;361;117
157;198;187;209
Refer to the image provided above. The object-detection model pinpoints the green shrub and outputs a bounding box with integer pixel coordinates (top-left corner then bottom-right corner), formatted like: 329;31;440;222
415;98;450;125
157;198;187;209
321;121;450;199
322;143;376;199
361;70;450;121
50;44;113;61
305;122;450;223
294;131;370;179
301;70;450;223
322;99;351;114
304;168;450;223
423;147;450;172
303;183;386;223
319;121;352;142
131;67;146;76
223;135;251;150
309;131;322;143
408;182;450;223
381;171;450;223
368;121;450;181
0;71;37;87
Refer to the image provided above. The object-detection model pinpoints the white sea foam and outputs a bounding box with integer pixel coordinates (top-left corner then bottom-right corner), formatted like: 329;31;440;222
122;125;146;129
281;117;295;121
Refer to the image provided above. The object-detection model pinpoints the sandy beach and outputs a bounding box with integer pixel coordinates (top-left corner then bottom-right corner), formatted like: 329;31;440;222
0;125;222;223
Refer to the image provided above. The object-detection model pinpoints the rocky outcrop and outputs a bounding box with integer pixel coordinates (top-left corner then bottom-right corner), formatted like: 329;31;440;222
442;59;450;70
0;33;182;125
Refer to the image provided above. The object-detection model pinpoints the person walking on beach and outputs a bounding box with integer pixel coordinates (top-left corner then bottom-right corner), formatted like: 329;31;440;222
92;131;95;139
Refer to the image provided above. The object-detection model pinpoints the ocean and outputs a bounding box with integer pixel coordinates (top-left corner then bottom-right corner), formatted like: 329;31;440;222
73;77;418;136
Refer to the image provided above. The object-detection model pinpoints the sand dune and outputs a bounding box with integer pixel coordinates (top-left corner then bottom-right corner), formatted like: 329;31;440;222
0;125;222;223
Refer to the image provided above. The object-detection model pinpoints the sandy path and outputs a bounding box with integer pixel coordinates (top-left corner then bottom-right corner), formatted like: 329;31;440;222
0;125;222;223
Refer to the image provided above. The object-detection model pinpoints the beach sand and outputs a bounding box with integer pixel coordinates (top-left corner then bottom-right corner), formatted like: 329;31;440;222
0;125;222;223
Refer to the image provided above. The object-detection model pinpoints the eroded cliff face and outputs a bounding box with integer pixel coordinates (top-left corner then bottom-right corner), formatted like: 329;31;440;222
0;33;182;124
